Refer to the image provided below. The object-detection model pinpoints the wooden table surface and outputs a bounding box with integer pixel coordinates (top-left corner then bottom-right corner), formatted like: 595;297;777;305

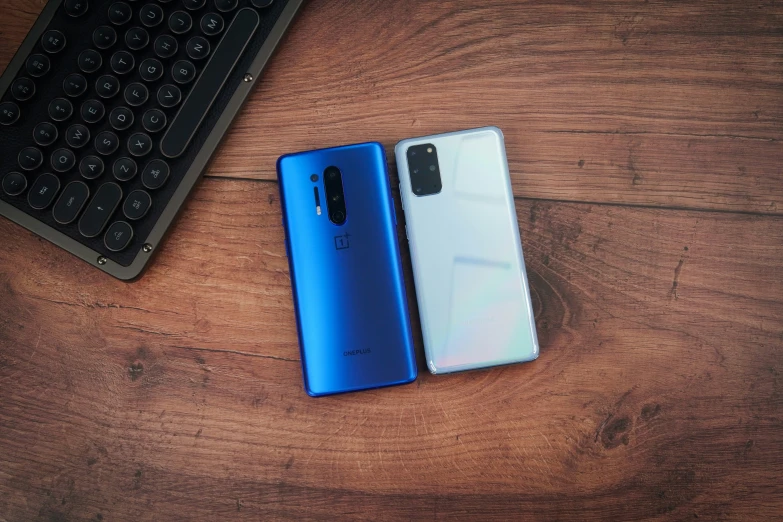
1;0;782;520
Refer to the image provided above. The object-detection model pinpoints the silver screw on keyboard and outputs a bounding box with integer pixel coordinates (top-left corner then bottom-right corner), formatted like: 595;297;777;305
243;73;253;82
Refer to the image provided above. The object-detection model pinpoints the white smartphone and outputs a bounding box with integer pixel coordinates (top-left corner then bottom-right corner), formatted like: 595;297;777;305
395;127;539;374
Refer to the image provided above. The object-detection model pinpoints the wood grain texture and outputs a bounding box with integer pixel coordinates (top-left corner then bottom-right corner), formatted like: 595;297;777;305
2;0;781;213
1;178;781;520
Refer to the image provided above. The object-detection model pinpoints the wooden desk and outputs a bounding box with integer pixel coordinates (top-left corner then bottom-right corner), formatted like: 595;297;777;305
1;1;781;520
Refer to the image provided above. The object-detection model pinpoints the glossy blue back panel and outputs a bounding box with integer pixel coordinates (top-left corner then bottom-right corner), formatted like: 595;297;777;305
277;142;417;396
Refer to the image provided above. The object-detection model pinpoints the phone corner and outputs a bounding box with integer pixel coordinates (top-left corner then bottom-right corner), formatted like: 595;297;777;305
483;125;505;142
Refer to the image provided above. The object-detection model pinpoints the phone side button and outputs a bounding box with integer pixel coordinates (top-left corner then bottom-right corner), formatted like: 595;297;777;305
404;225;409;241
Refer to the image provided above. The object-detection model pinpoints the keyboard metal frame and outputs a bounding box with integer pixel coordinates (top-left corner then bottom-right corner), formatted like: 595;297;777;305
0;0;304;280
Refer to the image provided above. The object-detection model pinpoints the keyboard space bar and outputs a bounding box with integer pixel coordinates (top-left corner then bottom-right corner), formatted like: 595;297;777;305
160;8;260;159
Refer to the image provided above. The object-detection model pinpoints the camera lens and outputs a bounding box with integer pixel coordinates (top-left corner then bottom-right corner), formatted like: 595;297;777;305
429;165;436;171
332;210;345;223
328;170;337;180
332;194;341;201
310;174;319;182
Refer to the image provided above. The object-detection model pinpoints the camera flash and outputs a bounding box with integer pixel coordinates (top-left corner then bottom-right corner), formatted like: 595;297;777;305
427;148;433;153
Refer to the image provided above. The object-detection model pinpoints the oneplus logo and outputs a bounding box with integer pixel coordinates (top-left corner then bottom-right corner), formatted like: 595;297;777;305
334;233;350;250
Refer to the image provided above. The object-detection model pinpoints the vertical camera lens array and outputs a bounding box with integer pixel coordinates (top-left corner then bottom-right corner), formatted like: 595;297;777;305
407;143;442;196
323;166;347;224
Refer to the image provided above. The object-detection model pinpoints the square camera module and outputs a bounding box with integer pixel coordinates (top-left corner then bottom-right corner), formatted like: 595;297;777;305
407;144;442;196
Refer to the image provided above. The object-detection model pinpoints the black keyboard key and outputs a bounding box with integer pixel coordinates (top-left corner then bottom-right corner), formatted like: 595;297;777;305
123;189;151;220
161;9;258;158
64;0;89;17
154;34;179;59
41;30;67;54
96;75;121;98
28;173;60;210
215;0;238;12
183;0;206;10
33;122;59;147
80;155;105;179
11;78;36;102
172;60;196;84
200;13;224;36
78;49;102;73
93;26;118;49
53;181;90;224
169;11;193;34
26;54;51;77
157;84;181;108
139;58;164;82
65;124;90;149
186;36;210;60
0;102;21;126
110;51;135;75
48;98;73;121
79;182;122;238
142;109;167;133
126;27;150;50
18;147;43;171
128;133;153;157
141;159;169;189
63;73;88;97
2;172;27;196
81;99;105;123
51;148;76;173
113;157;137;181
140;4;165;27
251;0;274;7
108;2;133;25
95;131;120;155
104;221;134;251
124;83;149;106
109;106;134;130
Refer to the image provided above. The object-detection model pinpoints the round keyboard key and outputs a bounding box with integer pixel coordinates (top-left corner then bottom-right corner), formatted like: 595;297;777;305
51;148;76;172
93;25;118;49
18;147;43;171
109;106;135;131
0;102;21;126
41;30;67;54
95;131;120;155
200;13;224;36
139;58;164;82
157;84;181;107
2;172;27;196
186;36;210;60
126;27;150;50
154;34;179;59
172;60;196;84
142;159;169;189
65;124;91;149
26;54;50;77
215;0;238;12
11;77;36;101
251;0;274;7
64;0;89;17
142;109;166;133
128;133;152;157
124;83;149;106
81;99;105;123
140;3;165;27
108;2;132;25
48;98;73;121
52;181;90;224
110;50;135;75
78;49;103;73
28;173;60;210
183;0;206;9
63;73;88;97
80;155;104;179
104;221;134;252
169;11;193;34
33;122;59;147
96;75;121;98
113;157;138;181
123;190;151;220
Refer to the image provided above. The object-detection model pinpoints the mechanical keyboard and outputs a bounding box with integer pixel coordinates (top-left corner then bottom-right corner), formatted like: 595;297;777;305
0;0;303;279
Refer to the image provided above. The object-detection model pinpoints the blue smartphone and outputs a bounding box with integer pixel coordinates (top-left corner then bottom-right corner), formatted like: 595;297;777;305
277;142;418;396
